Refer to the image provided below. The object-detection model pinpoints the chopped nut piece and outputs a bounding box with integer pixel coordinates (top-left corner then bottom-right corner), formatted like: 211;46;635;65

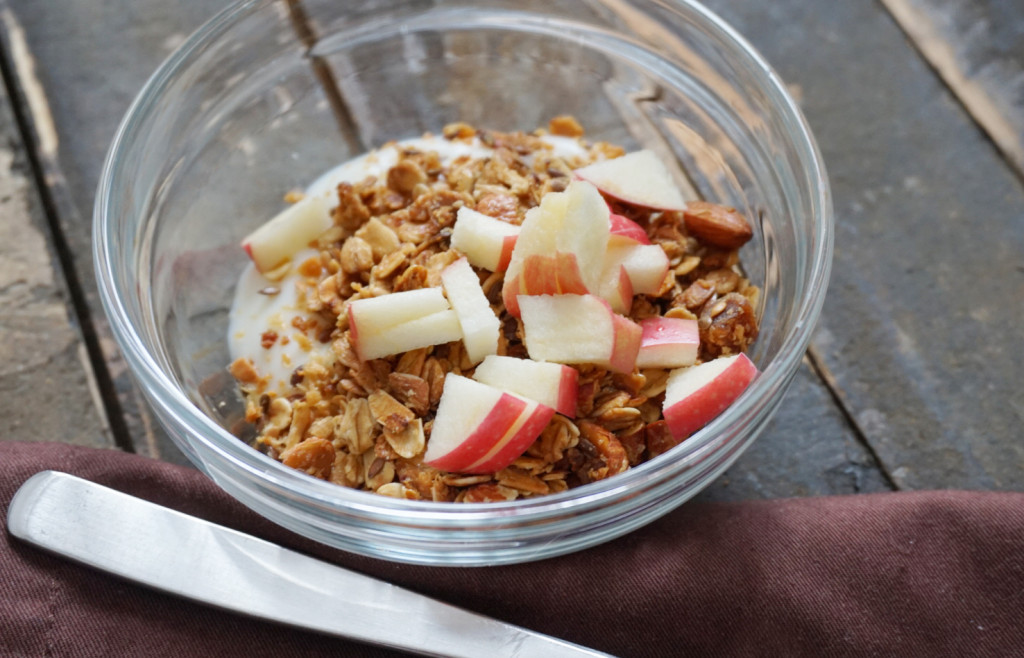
333;182;371;230
355;217;401;260
383;418;425;459
683;201;754;249
228;358;261;386
262;397;293;437
461;483;519;503
340;236;374;273
678;279;716;311
368;389;415;434
496;467;550;495
388;160;427;195
280;437;335;479
442;122;476;140
548;115;585;137
475;193;519;222
388;372;430;416
333;397;375;454
376;482;419;499
363;451;395;490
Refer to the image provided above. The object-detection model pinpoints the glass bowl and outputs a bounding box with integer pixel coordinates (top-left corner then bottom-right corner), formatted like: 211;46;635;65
94;0;832;565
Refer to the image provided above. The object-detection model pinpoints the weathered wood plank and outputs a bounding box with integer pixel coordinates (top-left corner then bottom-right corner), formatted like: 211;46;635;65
0;0;227;464
704;0;1024;490
0;59;108;448
881;0;1024;179
0;0;888;496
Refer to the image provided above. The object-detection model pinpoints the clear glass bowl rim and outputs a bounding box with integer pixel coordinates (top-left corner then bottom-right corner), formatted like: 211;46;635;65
93;0;833;528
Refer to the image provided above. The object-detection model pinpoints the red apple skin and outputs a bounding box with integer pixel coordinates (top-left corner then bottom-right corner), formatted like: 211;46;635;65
504;252;594;316
557;366;580;417
609;213;651;245
608;311;643;374
663;353;758;440
497;235;517;272
466;403;555;473
637;316;699;368
503;274;522;316
554;253;589;294
523;254;561;296
424;393;527;472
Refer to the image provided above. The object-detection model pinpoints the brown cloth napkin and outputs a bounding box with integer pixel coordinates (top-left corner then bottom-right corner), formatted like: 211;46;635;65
2;441;1022;657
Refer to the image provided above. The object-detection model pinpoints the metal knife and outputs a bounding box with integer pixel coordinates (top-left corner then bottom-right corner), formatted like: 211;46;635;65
7;471;612;658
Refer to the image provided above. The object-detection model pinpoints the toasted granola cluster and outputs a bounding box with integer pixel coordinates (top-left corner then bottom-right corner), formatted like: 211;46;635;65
229;118;759;502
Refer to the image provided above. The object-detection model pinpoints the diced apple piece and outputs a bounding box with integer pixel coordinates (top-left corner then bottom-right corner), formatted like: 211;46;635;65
596;261;633;315
518;294;641;374
424;374;554;474
347;287;449;329
352;309;462;361
662;353;758;440
575;150;688;211
450;207;520;272
502;180;610;315
609;213;651;246
473;354;579;417
441;258;500;364
347;288;463;360
241;196;331;273
636;317;699;369
606;243;670;296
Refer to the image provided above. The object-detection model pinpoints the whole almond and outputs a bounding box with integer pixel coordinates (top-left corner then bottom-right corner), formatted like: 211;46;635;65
682;201;754;249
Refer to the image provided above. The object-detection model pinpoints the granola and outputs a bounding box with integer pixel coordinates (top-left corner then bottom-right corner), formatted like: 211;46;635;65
228;119;759;502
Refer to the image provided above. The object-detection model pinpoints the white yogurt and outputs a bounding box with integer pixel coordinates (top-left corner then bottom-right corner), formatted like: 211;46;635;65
228;135;588;393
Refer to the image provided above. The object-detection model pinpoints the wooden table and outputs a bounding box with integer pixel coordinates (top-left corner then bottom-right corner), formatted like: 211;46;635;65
1;0;1021;500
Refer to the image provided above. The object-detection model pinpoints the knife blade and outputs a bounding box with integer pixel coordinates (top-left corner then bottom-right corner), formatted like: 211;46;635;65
7;471;612;658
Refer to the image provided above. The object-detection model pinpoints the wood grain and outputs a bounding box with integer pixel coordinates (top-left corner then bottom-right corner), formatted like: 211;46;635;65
705;0;1024;490
0;59;108;448
0;0;227;463
881;0;1024;178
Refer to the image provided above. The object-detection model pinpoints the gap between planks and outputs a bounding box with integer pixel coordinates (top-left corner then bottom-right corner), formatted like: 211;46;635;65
805;346;901;491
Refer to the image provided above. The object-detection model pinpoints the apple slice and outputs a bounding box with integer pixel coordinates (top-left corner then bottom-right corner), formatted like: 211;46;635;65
609;213;652;246
518;294;642;374
450;206;520;272
473;354;579;417
575;150;688;211
241;196;331;273
466;401;554;473
662;353;758;440
502;180;610;316
605;243;670;296
424;374;554;474
636;317;699;369
441;258;500;364
347;288;463;361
